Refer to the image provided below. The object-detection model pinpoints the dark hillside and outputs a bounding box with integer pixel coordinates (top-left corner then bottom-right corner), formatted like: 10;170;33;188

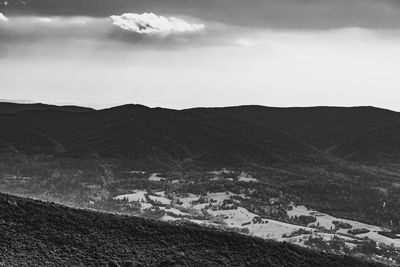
331;122;400;162
0;116;64;155
6;110;96;138
1;105;323;168
60;109;322;166
0;193;384;267
188;106;400;151
4;104;400;164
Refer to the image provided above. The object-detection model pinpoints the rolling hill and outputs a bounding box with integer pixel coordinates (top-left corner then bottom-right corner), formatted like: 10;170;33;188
331;122;400;162
188;105;400;162
2;102;400;164
0;116;65;155
0;193;384;267
0;104;324;169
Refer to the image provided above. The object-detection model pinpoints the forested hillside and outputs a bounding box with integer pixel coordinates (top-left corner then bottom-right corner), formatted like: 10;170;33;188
0;193;385;267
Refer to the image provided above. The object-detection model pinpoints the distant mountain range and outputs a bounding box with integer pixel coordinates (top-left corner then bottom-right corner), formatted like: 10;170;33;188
0;102;94;114
1;102;400;166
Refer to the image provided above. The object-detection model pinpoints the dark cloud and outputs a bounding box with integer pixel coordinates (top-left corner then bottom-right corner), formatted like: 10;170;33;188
2;0;400;29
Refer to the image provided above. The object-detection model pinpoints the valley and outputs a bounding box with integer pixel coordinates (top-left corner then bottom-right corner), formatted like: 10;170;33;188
2;167;400;265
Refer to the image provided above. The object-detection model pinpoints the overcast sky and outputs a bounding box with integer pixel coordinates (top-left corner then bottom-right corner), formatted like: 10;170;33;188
1;0;400;110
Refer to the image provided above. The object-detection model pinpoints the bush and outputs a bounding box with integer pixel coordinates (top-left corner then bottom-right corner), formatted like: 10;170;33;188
348;228;370;235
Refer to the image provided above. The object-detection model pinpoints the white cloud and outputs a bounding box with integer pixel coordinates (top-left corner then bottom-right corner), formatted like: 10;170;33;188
109;13;205;34
0;12;8;22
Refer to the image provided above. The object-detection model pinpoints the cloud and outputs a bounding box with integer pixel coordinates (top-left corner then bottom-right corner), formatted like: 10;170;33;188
0;12;8;22
5;0;400;30
2;22;400;110
109;13;205;34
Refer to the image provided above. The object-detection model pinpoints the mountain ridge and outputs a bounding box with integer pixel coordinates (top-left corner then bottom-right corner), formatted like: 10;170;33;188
0;103;324;168
2;102;400;163
0;102;95;114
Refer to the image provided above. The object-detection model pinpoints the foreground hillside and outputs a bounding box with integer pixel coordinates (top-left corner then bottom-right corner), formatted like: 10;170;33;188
0;193;383;267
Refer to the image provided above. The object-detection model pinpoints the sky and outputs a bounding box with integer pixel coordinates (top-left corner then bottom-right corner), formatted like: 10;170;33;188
1;0;400;110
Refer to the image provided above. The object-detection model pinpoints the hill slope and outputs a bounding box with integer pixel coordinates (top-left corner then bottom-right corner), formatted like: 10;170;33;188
331;122;400;162
188;106;400;153
3;103;400;164
0;104;323;168
0;116;65;155
0;193;384;267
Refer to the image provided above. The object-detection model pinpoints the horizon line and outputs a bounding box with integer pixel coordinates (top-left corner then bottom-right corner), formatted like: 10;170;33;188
1;100;399;113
